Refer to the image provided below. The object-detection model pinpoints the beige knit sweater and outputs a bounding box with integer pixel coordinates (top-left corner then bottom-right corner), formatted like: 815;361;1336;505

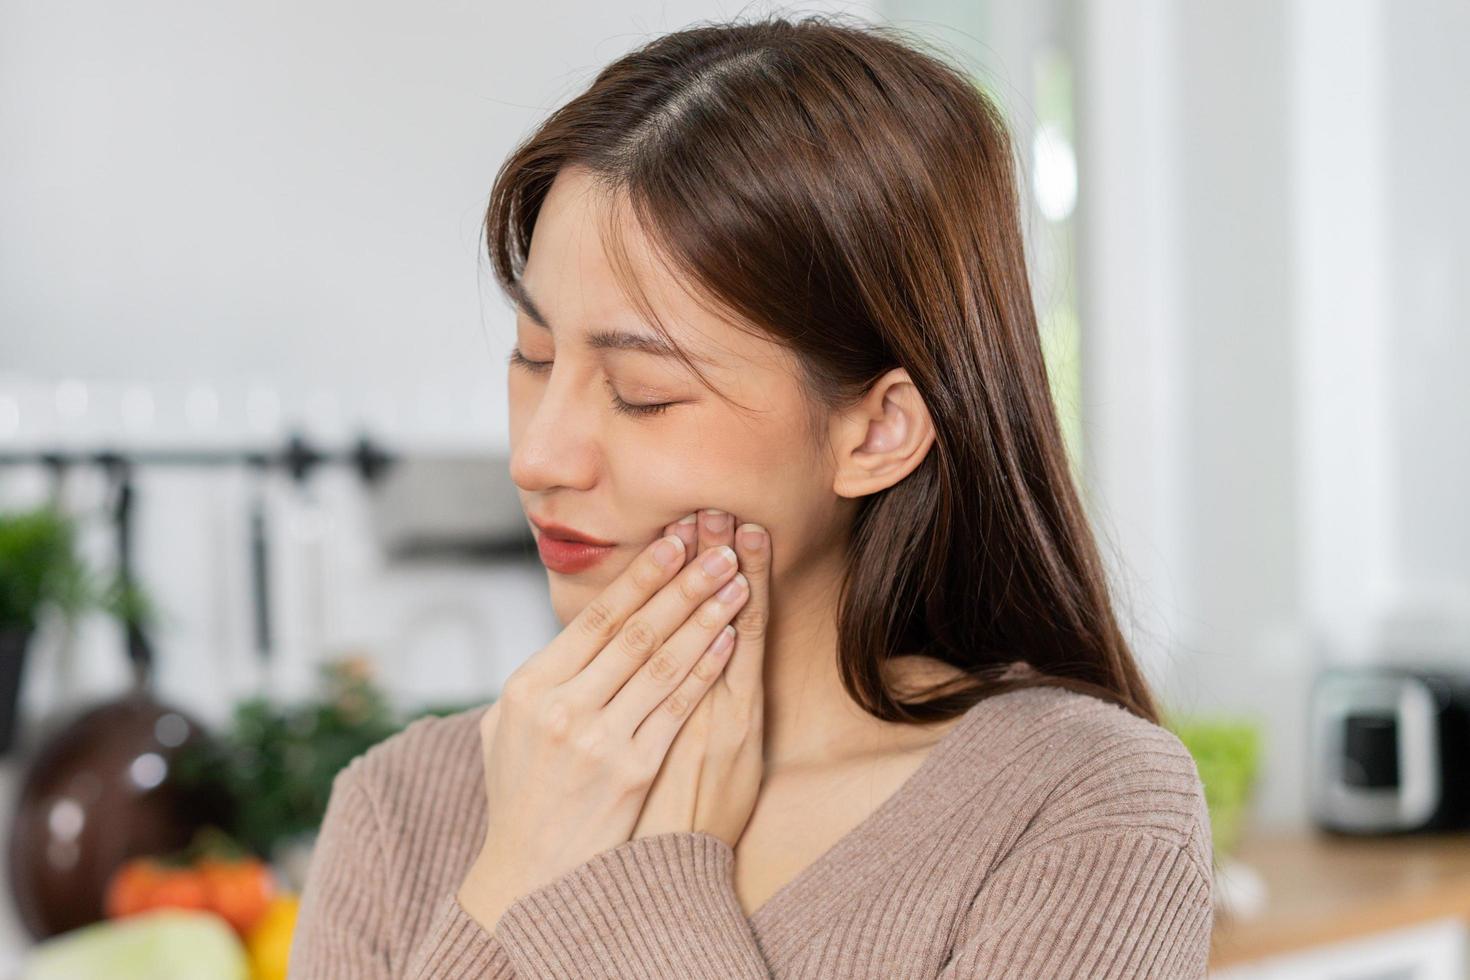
289;682;1216;978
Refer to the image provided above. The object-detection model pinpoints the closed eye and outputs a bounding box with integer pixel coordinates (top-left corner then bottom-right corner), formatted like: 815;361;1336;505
507;347;676;418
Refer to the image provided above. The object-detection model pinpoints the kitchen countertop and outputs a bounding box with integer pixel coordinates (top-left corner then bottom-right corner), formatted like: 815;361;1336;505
1211;826;1470;968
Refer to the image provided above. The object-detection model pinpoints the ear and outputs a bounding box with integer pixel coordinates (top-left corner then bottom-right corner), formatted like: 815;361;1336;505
830;367;937;498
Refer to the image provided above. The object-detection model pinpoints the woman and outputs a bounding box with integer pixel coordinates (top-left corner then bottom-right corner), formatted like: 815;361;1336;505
291;13;1214;979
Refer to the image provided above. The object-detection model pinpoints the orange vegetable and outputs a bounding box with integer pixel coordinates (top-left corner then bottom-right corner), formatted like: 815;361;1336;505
105;859;209;919
198;856;276;936
104;852;275;936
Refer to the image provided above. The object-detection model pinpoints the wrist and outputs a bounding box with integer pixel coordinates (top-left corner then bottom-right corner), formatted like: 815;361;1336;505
456;847;521;934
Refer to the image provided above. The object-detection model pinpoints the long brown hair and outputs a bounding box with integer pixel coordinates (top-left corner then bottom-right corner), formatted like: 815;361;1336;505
484;13;1163;726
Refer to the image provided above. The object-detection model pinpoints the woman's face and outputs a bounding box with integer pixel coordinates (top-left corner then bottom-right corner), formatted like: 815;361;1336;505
507;166;847;623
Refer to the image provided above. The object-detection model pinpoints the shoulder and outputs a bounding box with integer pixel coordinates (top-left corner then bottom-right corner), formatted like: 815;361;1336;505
331;701;494;822
952;682;1212;876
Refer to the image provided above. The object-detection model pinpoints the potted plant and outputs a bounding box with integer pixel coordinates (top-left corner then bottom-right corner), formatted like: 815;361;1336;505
0;504;93;754
173;657;482;889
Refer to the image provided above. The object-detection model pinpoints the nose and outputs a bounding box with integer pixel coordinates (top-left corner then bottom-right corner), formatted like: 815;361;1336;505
508;365;602;493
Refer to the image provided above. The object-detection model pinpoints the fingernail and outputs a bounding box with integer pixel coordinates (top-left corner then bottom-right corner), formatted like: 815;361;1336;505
716;573;748;603
701;545;736;576
737;523;766;550
709;625;735;656
677;513;698;525
701;509;730;533
653;535;684;566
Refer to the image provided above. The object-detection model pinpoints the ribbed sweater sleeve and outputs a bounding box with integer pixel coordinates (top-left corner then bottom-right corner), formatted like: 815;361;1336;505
491;830;769;978
936;827;1214;979
289;763;516;979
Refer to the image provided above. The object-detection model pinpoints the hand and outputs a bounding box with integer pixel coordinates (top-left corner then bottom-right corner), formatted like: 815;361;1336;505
629;510;767;848
457;523;751;931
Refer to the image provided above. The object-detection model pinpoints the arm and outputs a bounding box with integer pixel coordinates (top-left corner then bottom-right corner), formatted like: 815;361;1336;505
289;762;518;979
490;831;771;979
936;827;1215;979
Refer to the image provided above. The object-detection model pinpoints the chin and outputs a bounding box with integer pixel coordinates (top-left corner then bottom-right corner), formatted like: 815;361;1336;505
546;574;600;627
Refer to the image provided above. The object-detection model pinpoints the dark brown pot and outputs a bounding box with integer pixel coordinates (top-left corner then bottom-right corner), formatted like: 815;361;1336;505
0;627;31;755
5;689;228;939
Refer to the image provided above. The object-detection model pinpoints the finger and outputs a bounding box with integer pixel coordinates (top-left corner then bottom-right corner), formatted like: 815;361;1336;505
669;512;699;569
603;569;747;734
562;543;741;705
696;508;735;564
631;621;738;758
533;533;687;683
724;522;769;696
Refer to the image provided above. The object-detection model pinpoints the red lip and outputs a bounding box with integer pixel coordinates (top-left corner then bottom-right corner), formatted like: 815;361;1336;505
535;535;615;574
528;516;616;547
528;516;616;574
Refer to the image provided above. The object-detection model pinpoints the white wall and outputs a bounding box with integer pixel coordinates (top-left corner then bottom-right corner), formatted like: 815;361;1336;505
1079;0;1470;828
1383;0;1470;639
0;0;879;432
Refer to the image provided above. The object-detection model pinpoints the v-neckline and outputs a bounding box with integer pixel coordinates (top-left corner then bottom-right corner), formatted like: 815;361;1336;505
743;694;995;930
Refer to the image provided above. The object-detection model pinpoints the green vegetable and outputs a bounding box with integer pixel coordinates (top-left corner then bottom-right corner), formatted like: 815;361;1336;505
1164;712;1263;859
23;909;248;980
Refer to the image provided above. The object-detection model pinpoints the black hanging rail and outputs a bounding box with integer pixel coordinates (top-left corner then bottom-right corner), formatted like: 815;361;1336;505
0;431;399;691
0;431;397;486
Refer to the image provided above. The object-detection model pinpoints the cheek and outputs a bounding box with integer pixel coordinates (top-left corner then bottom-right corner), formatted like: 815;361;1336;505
616;432;777;520
625;447;826;559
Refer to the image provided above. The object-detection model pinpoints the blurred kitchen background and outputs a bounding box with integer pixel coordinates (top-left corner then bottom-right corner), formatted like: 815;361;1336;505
2;0;1468;977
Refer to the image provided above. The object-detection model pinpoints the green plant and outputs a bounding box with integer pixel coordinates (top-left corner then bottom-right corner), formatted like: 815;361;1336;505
173;658;473;859
97;574;163;635
0;503;161;635
1164;712;1263;860
0;505;92;633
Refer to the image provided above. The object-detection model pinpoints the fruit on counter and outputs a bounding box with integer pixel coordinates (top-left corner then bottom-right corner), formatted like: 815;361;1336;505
198;856;276;935
22;908;249;980
104;832;277;937
246;894;301;980
105;859;210;918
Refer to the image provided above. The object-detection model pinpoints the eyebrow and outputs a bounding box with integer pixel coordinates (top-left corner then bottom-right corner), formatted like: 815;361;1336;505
507;278;705;364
